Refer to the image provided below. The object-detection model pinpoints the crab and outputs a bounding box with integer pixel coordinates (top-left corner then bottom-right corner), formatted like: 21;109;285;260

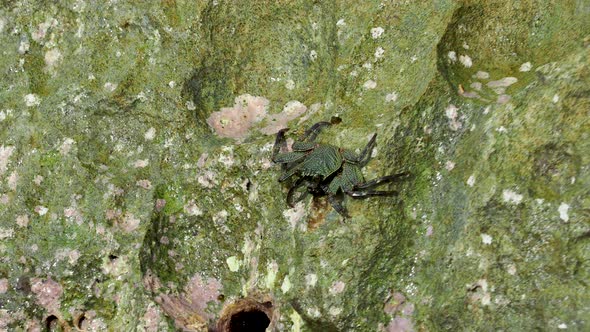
272;121;409;217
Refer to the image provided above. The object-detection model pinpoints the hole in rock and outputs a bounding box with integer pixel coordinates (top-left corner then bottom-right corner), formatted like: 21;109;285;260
217;297;273;332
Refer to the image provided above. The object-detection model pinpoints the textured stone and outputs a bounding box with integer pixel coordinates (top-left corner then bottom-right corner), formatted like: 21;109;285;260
0;1;588;331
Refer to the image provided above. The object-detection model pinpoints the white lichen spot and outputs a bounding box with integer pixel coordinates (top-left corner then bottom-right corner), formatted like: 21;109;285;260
558;202;570;222
186;100;196;110
447;51;457;62
507;264;517;275
497;94;511;104
558;323;567;329
307;307;321;318
168;81;176;88
281;276;291;293
519;62;532;72
285;79;295;90
44;48;62;69
0;227;14;239
374;46;385;59
0;146;15;175
305;273;317;288
445;161;455;171
19;38;30;54
265;261;279;289
54;248;81;265
259;100;307;135
385;92;398;103
336;19;346;27
552;94;559;103
329;307;342;317
16;215;29;227
212;210;229;232
144;127;156;140
444;104;462;131
59;138;75;155
283;202;306;230
35;205;48;216
502;189;523;204
474;71;489;80
371;27;384;39
0;278;8;294
481;292;491;306
459;55;472;67
481;233;492;245
467;174;476;187
226;256;241;272
7;171;18;191
309;50;318;62
31;20;53;42
184;200;203;216
487;77;518;88
218;146;235;167
133;159;149;168
329;281;346;295
24;94;41;107
136;179;152;190
103;82;117;92
363;80;377;90
120;213;140;232
197;170;216;188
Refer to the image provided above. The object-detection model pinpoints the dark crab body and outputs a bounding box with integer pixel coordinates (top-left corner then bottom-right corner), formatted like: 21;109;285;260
272;121;409;218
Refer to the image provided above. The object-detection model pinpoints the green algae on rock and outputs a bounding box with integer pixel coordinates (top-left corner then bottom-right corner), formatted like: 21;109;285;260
0;1;589;331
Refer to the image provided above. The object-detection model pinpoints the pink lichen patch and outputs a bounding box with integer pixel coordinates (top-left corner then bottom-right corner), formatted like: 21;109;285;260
0;145;15;175
64;207;83;225
137;179;152;190
31;277;63;312
183;200;203;216
486;77;517;88
329;281;346;295
133;159;149;168
155;199;166;212
144;271;222;330
207;94;269;141
386;317;414;332
259;101;307;135
32;175;43;185
142;304;162;332
7;171;18;190
197;170;217;188
105;209;122;220
0;278;8;293
119;213;141;233
16;214;29;227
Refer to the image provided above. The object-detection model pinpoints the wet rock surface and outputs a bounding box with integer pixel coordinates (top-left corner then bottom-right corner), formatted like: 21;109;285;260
0;1;588;331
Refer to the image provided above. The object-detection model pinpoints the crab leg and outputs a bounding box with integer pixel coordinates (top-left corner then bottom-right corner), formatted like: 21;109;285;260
272;128;290;161
300;121;332;142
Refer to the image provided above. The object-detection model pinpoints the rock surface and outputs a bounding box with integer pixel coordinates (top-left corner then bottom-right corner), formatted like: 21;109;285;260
0;1;588;331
